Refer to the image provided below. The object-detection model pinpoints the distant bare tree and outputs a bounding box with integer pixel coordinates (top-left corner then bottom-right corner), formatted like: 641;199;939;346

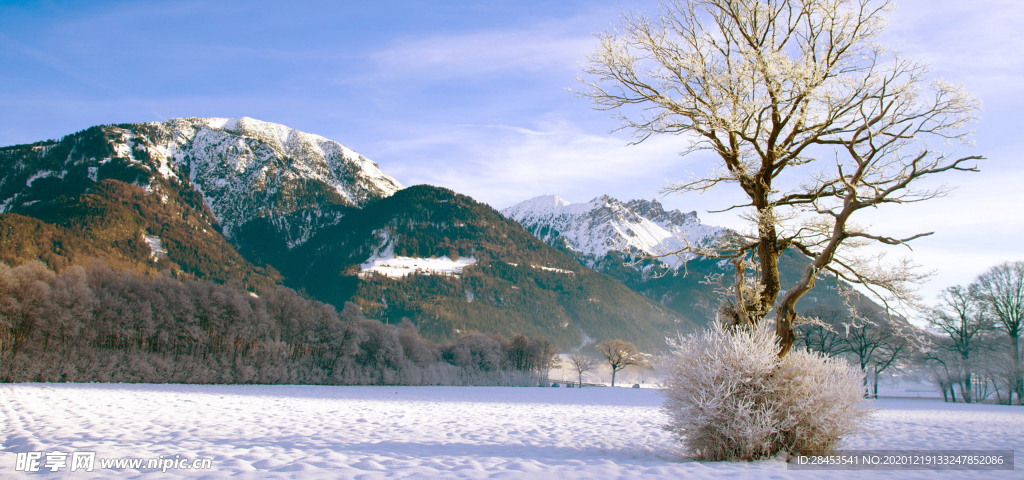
969;334;1009;404
506;334;560;384
595;339;645;386
567;351;597;388
979;337;1018;404
974;261;1024;404
532;340;561;386
580;0;982;356
922;340;960;403
796;305;849;357
843;309;914;398
927;285;993;403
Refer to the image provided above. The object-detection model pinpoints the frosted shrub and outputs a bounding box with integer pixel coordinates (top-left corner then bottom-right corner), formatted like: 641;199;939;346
661;322;869;461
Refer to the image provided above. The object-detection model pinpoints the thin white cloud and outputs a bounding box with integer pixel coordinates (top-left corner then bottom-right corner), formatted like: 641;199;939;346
377;120;707;208
882;0;1024;98
350;22;597;84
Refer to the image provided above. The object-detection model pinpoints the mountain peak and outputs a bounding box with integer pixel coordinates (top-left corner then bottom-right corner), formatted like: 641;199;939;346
0;117;403;248
502;194;723;269
188;117;331;151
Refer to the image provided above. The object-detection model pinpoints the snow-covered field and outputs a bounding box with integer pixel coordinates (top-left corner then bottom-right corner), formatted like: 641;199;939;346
358;238;477;279
1;384;1020;479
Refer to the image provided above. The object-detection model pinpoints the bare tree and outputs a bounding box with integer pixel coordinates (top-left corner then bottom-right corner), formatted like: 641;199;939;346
843;310;913;398
532;340;561;386
969;334;1009;404
595;339;645;386
976;336;1017;405
865;330;911;398
973;261;1024;404
580;0;981;356
922;339;960;403
927;285;993;403
567;351;597;387
796;305;850;357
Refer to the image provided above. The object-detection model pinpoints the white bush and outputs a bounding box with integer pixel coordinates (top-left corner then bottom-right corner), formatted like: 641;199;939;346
661;322;870;461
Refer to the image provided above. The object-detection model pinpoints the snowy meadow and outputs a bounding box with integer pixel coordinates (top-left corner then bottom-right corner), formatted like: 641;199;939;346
1;383;1021;479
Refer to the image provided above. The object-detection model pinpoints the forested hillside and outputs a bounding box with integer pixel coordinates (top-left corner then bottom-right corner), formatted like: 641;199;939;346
0;124;282;290
281;186;697;352
0;261;558;385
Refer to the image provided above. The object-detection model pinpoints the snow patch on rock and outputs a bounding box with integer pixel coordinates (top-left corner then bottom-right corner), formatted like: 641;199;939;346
360;255;477;279
25;170;54;186
359;239;476;279
144;234;167;261
532;265;575;274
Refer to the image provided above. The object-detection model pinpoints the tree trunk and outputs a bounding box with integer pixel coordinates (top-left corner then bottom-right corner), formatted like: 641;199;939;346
1013;335;1023;405
873;368;879;399
776;307;798;358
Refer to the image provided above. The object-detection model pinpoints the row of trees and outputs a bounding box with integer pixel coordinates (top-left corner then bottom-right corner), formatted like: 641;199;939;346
565;338;652;387
796;305;913;398
924;261;1023;404
0;261;559;386
793;261;1024;405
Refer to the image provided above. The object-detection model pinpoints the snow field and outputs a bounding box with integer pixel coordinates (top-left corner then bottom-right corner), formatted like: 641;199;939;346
1;384;1021;479
359;254;478;279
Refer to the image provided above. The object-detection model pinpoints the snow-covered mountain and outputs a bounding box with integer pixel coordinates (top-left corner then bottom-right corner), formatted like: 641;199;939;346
160;117;401;243
502;195;724;270
1;117;401;247
0;122;696;350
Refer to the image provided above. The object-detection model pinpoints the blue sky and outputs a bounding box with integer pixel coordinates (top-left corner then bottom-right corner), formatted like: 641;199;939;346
1;0;1022;305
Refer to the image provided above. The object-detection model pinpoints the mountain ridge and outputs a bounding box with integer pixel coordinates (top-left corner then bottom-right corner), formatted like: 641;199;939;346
0;118;696;351
502;194;725;271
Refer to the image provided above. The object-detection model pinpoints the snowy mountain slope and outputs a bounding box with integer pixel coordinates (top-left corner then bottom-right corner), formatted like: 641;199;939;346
158;117;401;244
502;195;724;270
0;117;402;248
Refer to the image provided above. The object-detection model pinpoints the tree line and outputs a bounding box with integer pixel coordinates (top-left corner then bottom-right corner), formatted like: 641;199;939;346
0;261;558;386
794;261;1024;405
923;261;1023;404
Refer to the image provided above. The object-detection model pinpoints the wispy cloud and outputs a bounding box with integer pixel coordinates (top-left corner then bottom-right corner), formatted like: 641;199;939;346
371;31;592;79
882;0;1024;98
344;18;600;87
376;120;709;209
